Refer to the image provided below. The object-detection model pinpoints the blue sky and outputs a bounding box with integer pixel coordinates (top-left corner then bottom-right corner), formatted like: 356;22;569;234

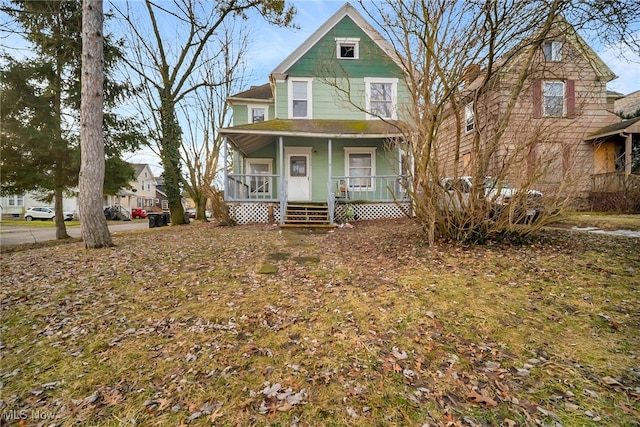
245;0;640;94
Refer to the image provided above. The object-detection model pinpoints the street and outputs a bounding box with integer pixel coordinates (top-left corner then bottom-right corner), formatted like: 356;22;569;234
0;221;152;246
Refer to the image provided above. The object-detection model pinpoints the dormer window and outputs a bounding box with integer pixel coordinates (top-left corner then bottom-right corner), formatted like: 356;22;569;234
336;37;360;60
543;41;562;61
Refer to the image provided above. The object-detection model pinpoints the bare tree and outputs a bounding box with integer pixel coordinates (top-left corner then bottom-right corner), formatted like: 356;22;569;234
358;0;639;244
79;0;113;248
180;22;250;222
113;0;295;225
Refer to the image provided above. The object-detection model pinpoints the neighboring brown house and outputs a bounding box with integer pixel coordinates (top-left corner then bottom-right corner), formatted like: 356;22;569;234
615;89;640;118
437;18;639;209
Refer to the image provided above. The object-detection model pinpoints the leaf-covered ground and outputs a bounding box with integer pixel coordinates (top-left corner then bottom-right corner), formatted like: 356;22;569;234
1;219;639;426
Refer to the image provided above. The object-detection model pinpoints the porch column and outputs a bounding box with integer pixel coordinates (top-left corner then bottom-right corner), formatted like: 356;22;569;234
222;136;228;200
625;133;632;176
328;138;334;224
279;136;285;223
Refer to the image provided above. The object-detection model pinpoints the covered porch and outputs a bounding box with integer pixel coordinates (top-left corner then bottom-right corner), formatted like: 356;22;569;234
220;119;411;225
585;117;640;211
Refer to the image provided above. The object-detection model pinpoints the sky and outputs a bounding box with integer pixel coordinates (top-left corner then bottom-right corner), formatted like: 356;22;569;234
129;0;640;172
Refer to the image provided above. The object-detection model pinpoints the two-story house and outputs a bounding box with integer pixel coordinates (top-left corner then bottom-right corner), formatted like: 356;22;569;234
220;2;411;225
436;18;639;210
104;163;157;218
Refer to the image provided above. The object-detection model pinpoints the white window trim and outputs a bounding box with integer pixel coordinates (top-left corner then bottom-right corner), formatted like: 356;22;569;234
364;77;398;120
344;147;377;191
248;104;269;123
543;80;565;117
543;41;563;62
465;102;474;133
245;158;274;196
6;195;25;206
335;37;360;59
288;78;313;119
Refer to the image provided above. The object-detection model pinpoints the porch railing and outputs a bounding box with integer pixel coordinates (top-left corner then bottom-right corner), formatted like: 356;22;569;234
591;173;640;192
331;175;410;203
227;174;279;202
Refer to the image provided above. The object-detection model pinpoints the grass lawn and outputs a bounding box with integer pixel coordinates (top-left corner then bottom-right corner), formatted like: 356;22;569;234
1;219;638;426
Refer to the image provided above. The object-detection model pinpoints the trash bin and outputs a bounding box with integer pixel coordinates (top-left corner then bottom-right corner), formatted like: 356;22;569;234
148;213;160;228
157;213;166;227
162;212;170;226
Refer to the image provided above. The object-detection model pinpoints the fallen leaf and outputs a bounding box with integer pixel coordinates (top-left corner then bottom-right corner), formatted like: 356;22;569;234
466;389;497;407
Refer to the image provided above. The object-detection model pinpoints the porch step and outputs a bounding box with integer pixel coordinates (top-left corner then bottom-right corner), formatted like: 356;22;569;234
284;203;331;226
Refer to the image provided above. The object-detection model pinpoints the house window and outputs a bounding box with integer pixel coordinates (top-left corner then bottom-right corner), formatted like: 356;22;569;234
161;200;168;210
6;195;24;206
543;81;565;117
289;78;312;118
365;78;397;119
543;41;562;61
249;106;267;123
345;147;376;190
465;102;474;133
147;182;151;191
140;180;144;191
246;158;273;195
336;37;359;59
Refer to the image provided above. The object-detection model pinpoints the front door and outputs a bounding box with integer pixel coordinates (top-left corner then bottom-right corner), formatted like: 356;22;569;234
285;148;311;201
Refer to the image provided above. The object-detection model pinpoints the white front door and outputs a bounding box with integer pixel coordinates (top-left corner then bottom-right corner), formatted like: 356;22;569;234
285;148;311;201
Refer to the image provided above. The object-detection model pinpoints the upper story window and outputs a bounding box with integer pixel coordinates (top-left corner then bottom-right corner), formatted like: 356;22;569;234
365;77;397;120
543;41;562;61
288;78;313;119
249;106;267;123
336;37;360;59
465;102;474;133
543;81;565;117
6;195;24;206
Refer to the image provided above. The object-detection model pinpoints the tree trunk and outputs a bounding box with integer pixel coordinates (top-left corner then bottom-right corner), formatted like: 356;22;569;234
79;0;113;248
160;96;188;225
54;186;70;239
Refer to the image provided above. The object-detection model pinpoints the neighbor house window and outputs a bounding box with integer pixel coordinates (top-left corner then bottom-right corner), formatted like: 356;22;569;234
288;78;312;118
345;147;376;190
465;102;474;133
161;200;169;210
249;106;267;123
246;158;273;195
336;37;360;59
365;78;397;119
543;41;562;61
6;195;24;206
543;81;565;117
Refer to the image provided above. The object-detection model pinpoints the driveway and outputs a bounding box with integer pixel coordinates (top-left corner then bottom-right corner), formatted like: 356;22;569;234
0;221;152;246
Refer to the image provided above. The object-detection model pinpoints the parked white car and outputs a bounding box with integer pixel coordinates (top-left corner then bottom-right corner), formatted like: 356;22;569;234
24;207;75;221
441;176;543;221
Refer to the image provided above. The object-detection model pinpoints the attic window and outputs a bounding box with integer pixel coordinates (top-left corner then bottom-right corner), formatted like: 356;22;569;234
543;41;562;61
336;37;359;59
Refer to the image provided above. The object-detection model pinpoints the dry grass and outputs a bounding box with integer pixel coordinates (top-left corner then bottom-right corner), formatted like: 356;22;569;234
549;213;640;231
1;219;638;426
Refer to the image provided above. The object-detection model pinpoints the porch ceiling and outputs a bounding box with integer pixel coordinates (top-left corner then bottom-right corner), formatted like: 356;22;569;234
220;119;404;156
585;116;640;141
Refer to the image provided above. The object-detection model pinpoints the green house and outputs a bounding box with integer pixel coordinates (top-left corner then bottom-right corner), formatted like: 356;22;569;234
220;2;411;225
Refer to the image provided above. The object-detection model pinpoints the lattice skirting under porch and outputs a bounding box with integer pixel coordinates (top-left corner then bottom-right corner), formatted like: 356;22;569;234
334;202;411;223
228;203;281;224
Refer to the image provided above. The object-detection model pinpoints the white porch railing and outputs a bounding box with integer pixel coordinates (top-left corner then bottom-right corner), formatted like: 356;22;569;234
330;175;410;203
226;174;279;202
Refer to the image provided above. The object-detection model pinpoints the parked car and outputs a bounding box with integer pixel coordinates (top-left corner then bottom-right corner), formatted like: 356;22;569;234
441;176;543;221
131;208;148;219
186;208;212;219
24;207;74;221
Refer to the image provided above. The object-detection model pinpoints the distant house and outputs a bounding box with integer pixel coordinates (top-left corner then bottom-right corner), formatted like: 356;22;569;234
615;89;640;118
105;163;157;218
436;18;639;209
1;192;78;220
219;3;411;225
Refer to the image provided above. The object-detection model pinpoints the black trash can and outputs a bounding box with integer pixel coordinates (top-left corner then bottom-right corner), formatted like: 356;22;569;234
162;213;171;226
148;213;160;228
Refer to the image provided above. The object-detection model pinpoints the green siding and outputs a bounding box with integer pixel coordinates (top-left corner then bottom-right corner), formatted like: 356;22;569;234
273;16;410;121
288;17;402;79
232;105;249;126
